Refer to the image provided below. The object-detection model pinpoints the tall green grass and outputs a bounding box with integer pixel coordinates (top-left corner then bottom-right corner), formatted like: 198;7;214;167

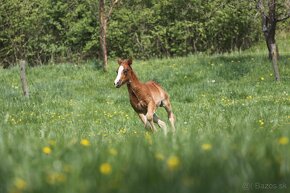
0;41;290;193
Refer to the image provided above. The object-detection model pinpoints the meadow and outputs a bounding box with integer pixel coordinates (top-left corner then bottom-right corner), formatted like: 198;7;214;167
0;39;290;193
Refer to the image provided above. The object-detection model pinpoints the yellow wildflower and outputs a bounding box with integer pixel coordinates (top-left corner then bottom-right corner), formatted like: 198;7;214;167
119;128;127;134
100;163;112;175
167;155;180;171
201;143;212;151
46;172;66;185
14;178;27;190
246;96;253;100
145;132;153;145
80;139;90;147
108;148;118;156
63;164;72;173
260;77;265;81
42;146;52;155
278;137;289;145
155;153;165;161
258;119;265;126
48;140;56;146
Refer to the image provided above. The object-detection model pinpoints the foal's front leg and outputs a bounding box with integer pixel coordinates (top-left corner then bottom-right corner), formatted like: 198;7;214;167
146;101;157;132
138;113;150;129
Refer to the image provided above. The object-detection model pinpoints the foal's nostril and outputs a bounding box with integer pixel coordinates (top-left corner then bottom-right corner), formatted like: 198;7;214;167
114;81;119;87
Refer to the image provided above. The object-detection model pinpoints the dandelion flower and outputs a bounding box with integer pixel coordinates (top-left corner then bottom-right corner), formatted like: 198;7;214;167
80;139;90;147
100;163;112;175
260;77;265;81
14;178;27;190
108;148;118;156
278;137;289;145
155;153;165;161
258;119;265;126
201;143;212;151
48;140;56;146
46;172;66;185
246;96;253;100
119;128;127;134
42;146;52;155
167;155;180;171
144;132;153;145
63;164;72;173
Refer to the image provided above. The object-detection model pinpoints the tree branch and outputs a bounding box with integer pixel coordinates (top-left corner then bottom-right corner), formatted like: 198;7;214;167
106;0;119;21
256;0;269;20
277;14;290;22
256;0;270;32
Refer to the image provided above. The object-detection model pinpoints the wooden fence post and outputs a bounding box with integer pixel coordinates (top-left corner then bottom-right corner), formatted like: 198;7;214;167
19;60;29;98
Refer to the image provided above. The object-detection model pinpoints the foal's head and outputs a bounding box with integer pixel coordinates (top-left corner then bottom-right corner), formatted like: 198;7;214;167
114;58;133;88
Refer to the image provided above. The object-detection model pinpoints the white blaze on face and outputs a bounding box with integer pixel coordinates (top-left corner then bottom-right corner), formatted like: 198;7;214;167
114;65;124;86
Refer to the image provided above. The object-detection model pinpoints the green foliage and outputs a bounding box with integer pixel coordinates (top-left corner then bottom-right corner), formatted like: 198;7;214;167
0;0;99;66
0;0;262;66
109;0;261;58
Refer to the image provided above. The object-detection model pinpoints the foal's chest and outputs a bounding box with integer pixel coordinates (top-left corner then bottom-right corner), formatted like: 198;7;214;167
129;93;148;113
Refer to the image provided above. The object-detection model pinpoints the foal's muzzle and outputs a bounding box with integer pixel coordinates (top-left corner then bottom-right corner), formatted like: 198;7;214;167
114;81;122;88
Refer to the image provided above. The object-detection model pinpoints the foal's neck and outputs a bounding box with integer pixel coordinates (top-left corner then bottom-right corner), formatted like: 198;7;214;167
127;69;142;92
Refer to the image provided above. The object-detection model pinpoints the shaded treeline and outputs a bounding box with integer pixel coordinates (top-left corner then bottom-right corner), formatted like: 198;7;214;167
0;0;260;67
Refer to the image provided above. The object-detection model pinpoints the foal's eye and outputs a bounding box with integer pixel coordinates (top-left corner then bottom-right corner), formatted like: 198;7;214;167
123;69;128;74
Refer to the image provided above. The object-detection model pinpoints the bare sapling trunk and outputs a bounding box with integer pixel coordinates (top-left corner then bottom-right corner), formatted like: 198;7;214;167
270;43;280;81
263;17;280;81
99;0;119;72
99;0;108;72
19;60;29;97
260;0;279;60
257;0;283;81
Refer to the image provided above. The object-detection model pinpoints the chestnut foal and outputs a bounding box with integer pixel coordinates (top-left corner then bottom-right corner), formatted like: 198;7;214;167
114;58;176;134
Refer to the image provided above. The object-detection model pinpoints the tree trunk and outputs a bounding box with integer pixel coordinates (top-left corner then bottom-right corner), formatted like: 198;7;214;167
258;0;280;81
260;0;279;60
270;43;280;81
264;26;279;60
99;0;108;72
19;60;29;98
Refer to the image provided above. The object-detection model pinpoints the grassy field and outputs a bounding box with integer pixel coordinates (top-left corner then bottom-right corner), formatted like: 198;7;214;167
0;39;290;193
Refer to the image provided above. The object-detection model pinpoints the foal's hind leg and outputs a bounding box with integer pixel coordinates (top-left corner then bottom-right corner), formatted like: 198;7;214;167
153;113;168;135
162;98;176;132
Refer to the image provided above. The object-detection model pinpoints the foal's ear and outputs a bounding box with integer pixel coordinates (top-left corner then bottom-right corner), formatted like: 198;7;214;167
117;58;123;65
127;58;132;66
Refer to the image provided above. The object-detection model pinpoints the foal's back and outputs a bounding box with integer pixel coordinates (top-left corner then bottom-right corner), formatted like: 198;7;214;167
145;81;168;107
